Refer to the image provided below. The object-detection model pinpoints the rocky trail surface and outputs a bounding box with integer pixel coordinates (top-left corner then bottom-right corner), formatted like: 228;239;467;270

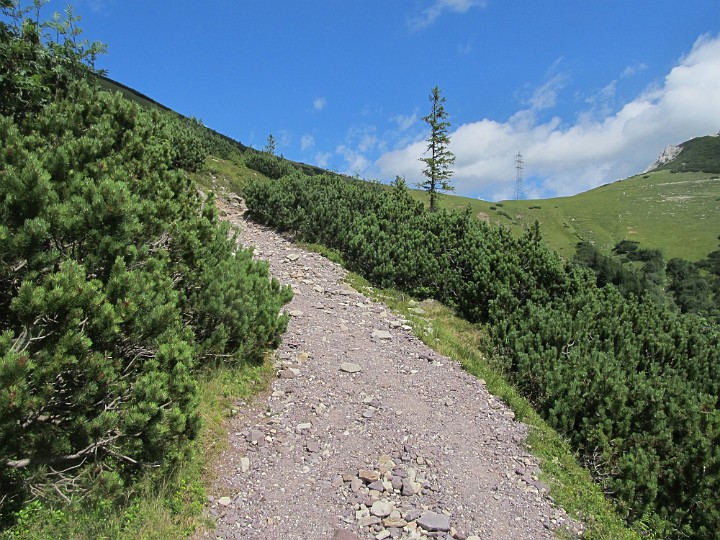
197;197;582;540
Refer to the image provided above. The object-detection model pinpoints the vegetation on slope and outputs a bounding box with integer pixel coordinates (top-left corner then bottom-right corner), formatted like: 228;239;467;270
574;238;720;321
0;2;291;533
653;135;720;174
425;168;719;262
245;171;720;539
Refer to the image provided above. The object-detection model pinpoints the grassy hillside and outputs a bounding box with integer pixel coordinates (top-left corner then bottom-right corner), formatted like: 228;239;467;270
422;169;720;262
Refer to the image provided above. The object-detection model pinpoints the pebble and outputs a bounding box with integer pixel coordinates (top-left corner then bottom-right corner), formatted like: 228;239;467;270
416;511;451;532
306;441;320;453
358;515;382;527
359;469;381;482
247;429;264;445
371;329;392;340
340;362;362;373
370;500;394;517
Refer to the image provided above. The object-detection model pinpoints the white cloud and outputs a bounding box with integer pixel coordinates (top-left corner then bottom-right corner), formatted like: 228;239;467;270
333;124;381;176
457;37;474;55
391;112;418;132
77;0;116;13
300;133;315;151
580;81;617;121
524;72;566;112
313;97;327;111
314;151;332;168
409;0;485;30
621;62;648;78
377;34;720;200
336;144;371;176
278;130;292;148
351;125;378;153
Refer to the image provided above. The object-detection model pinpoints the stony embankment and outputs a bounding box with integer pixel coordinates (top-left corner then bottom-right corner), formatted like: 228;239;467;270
196;196;583;540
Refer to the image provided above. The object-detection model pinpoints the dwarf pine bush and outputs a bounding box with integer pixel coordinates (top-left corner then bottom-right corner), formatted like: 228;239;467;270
0;3;291;525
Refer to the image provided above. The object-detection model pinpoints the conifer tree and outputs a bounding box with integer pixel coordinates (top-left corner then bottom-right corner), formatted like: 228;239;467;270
418;86;455;211
265;133;277;155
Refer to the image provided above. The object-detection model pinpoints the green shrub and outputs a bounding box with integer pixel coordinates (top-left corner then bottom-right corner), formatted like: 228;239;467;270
244;171;720;539
0;78;290;526
244;150;296;179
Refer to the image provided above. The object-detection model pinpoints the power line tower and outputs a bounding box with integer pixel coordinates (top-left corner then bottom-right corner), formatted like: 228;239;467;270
513;151;525;200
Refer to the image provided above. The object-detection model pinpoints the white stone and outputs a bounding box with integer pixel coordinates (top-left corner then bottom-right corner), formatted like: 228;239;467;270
370;500;395;517
372;329;392;340
340;362;361;373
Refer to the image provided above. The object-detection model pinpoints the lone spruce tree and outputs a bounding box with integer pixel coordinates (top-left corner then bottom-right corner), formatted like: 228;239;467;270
418;86;455;211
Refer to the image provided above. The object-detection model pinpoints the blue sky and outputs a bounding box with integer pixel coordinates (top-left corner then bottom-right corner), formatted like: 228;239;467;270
41;1;720;200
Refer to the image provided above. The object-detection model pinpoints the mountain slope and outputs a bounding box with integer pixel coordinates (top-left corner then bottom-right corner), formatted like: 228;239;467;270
429;169;720;262
650;134;720;174
99;71;719;262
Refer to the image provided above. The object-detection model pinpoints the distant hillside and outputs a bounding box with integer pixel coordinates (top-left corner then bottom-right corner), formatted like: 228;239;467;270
428;168;719;262
96;76;327;177
649;134;720;174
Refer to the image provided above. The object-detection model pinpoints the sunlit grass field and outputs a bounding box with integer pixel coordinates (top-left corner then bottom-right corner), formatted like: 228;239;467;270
421;170;720;261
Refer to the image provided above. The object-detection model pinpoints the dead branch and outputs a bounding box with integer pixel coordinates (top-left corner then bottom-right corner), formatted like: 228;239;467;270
4;432;122;469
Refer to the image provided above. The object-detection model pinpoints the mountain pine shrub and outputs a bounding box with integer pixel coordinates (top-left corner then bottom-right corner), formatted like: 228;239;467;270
244;148;296;180
245;171;720;539
0;5;291;520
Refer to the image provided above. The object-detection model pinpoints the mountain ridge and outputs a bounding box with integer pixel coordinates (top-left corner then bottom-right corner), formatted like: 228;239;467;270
644;133;720;174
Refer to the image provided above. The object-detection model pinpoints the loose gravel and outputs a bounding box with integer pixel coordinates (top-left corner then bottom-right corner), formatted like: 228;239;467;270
195;197;583;540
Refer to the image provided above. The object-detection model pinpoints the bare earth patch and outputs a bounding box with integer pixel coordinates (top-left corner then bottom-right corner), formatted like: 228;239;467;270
196;198;582;540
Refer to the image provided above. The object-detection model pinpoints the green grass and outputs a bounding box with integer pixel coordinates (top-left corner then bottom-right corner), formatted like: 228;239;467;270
411;169;720;262
343;273;641;540
192;154;269;196
1;361;274;540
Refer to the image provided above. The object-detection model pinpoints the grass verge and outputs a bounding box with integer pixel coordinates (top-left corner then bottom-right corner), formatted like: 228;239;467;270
1;360;274;540
191;154;268;197
344;272;641;540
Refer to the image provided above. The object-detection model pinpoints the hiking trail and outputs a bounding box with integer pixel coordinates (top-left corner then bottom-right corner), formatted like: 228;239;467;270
196;197;583;540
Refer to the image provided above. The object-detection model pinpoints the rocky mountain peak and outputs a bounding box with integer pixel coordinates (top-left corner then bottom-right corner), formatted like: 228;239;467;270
643;144;682;173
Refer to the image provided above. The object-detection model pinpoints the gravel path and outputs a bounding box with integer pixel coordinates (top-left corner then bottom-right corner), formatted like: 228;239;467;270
196;198;581;540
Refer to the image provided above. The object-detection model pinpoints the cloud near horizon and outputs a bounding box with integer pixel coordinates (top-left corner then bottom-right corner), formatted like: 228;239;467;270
376;33;720;201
